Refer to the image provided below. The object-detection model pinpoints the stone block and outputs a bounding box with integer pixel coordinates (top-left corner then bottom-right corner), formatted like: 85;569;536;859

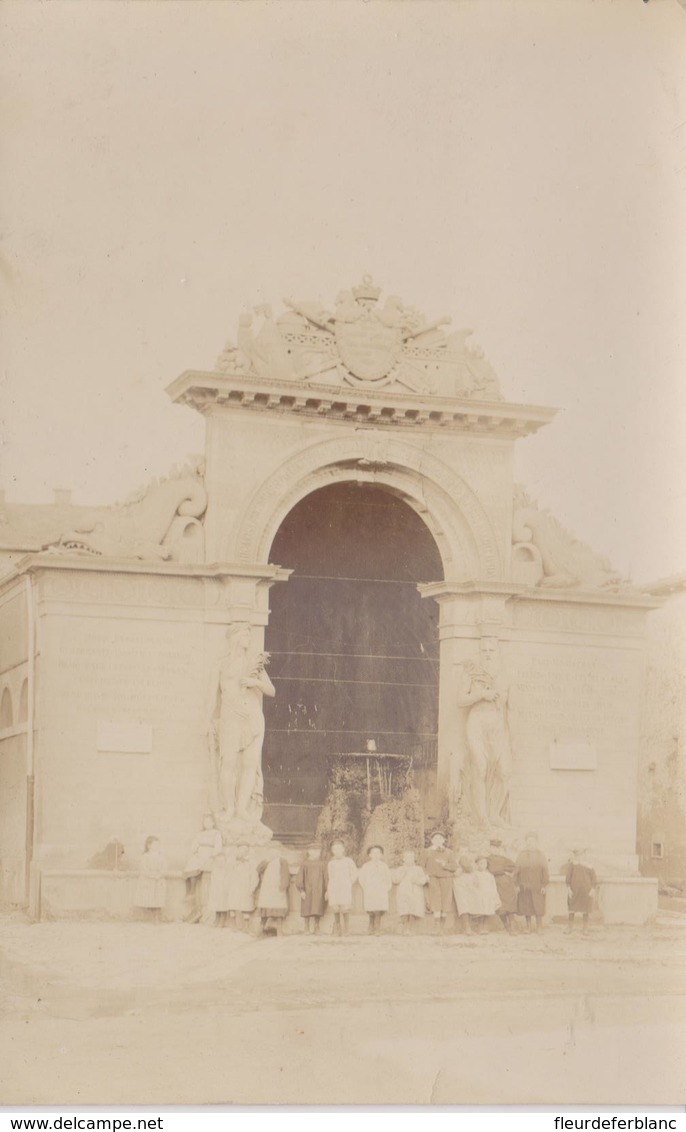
39;870;188;921
597;876;658;925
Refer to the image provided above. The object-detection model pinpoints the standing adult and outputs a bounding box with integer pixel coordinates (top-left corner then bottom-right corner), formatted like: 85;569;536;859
487;838;518;934
182;812;223;924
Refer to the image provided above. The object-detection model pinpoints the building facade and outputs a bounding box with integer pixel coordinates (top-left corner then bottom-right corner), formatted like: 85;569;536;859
0;281;659;921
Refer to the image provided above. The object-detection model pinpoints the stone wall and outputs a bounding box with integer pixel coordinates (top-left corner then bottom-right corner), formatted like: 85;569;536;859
0;733;27;904
0;583;30;904
638;588;686;886
33;570;215;873
507;632;644;871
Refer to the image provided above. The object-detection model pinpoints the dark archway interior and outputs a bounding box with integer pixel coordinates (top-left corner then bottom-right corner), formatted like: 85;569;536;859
263;482;444;842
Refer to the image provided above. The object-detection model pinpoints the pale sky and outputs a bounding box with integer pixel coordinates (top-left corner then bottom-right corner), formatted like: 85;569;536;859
1;0;685;583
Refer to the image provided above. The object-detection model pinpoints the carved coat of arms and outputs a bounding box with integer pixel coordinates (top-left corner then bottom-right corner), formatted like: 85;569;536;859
334;285;403;383
218;275;502;399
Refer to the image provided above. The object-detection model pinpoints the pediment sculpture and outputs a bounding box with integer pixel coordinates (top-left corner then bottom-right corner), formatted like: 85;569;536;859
44;459;207;563
511;486;629;591
215;276;502;399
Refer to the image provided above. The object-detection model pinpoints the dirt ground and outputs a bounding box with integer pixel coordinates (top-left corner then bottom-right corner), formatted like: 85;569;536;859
1;911;685;1107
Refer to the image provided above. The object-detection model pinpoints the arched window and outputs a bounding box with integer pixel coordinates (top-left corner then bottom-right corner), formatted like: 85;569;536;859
0;686;13;729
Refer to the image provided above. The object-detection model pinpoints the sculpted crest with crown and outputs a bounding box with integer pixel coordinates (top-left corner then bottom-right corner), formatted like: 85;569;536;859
215;276;502;399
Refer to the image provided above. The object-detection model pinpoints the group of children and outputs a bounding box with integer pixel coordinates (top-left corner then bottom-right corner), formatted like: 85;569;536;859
297;839;503;937
134;821;598;937
422;830;549;936
312;833;597;937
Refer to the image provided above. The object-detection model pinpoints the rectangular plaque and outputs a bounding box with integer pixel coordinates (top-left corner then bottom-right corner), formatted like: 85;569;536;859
549;740;597;770
96;720;153;754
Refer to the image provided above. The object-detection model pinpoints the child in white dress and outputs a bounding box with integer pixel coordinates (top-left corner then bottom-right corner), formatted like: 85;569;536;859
453;855;480;934
326;839;358;937
472;855;501;934
392;850;428;933
183;814;223;924
256;849;290;935
134;836;167;922
207;849;231;927
227;844;259;931
358;845;393;935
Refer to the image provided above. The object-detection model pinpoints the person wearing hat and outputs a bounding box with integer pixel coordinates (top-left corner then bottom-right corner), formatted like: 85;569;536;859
296;843;327;935
565;848;598;935
421;831;458;932
358;845;393;935
487;838;518;934
514;832;549;934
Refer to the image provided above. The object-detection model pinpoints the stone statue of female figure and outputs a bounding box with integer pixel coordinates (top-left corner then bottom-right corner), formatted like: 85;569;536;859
207;624;275;824
456;637;512;828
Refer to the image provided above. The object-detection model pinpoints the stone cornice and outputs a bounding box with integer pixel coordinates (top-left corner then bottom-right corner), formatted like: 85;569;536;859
166;369;557;439
419;579;661;609
0;554;292;594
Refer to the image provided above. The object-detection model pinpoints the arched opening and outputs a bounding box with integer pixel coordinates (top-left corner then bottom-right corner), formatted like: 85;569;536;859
263;481;444;843
0;687;13;730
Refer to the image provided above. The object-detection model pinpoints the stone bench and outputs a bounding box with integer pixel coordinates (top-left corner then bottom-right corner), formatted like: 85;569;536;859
36;867;658;927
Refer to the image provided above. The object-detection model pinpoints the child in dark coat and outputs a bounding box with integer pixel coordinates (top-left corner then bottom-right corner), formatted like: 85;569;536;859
565;848;597;935
515;832;549;934
296;843;327;934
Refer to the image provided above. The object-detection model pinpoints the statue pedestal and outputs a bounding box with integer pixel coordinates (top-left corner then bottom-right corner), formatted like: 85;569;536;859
216;813;273;848
450;812;512;854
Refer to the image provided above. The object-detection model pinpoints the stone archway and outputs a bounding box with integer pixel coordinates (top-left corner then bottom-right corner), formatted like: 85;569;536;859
261;480;445;842
224;431;504;834
230;432;502;583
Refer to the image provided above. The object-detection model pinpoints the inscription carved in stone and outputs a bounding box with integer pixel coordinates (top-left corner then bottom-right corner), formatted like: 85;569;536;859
512;600;645;637
48;624;198;720
43;570;205;609
510;652;637;751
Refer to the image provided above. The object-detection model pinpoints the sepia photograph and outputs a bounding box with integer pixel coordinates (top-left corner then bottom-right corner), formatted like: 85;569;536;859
1;0;685;1112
